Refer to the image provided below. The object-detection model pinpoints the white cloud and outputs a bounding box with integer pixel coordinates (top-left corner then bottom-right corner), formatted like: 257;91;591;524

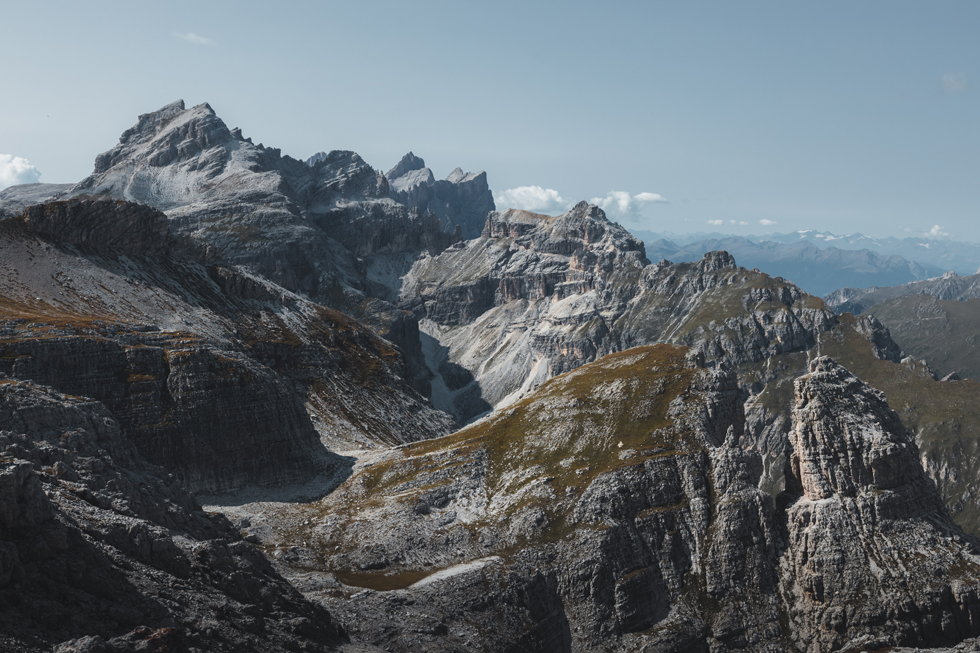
759;219;777;226
0;154;42;190
494;186;569;214
707;219;723;226
589;190;667;219
943;72;967;94
739;221;748;226
174;32;216;46
926;224;949;238
633;192;667;203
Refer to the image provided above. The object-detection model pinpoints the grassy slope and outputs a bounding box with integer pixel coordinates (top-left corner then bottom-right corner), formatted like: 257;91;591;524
297;344;711;588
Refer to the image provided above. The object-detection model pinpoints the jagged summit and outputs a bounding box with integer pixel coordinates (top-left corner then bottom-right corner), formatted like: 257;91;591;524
780;355;980;651
383;152;495;239
386;151;427;180
790;356;930;500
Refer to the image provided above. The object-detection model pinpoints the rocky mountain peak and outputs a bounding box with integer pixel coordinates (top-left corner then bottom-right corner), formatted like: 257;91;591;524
95;100;229;175
384;156;495;239
780;354;980;650
445;167;483;184
305;151;328;166
386;151;427;180
697;249;737;272
790;356;922;500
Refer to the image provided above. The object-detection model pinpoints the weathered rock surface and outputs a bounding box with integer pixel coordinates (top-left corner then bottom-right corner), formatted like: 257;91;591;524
244;346;980;652
779;357;980;652
46;101;502;394
399;202;838;424
20;198;175;257
0;198;455;493
0;378;358;652
255;345;786;651
385;152;495;240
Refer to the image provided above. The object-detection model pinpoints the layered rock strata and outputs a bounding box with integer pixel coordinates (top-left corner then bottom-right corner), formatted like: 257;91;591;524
0;198;455;493
0;379;355;652
779;357;980;652
399;202;839;423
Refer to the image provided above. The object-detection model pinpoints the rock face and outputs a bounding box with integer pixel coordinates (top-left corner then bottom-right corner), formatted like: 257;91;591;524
266;345;785;652
0;379;351;652
253;347;980;652
0;198;455;494
20;198;178;257
779;357;980;651
51;101;503;394
399;201;838;423
385;152;496;240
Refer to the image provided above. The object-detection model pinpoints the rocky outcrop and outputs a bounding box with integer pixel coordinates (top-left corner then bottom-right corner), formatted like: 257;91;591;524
256;345;786;651
246;346;980;652
0;329;332;494
779;357;980;651
20;198;175;257
385;152;495;240
50;101;502;392
225;347;980;652
0;379;351;652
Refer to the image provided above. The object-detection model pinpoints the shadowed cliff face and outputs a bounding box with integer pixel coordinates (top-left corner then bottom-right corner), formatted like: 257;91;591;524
0;198;455;494
0;379;352;652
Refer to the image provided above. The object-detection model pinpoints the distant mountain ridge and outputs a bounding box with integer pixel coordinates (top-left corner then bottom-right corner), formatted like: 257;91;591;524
824;270;980;382
641;233;945;295
634;227;980;277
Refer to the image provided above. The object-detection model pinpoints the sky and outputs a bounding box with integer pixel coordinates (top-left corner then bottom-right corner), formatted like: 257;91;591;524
1;1;977;240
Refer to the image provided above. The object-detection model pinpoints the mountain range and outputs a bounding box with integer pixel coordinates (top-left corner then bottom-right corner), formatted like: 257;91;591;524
825;271;980;382
635;228;980;278
639;233;948;296
3;100;980;651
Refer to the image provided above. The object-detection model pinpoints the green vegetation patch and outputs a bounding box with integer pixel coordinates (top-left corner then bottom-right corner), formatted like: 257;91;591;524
404;344;699;495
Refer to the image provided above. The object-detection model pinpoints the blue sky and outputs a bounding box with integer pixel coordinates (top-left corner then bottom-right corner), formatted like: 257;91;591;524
1;1;976;239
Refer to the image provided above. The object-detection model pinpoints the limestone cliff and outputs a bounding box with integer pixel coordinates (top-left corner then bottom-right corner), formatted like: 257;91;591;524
0;198;455;494
398;202;837;423
0;379;358;652
384;151;495;240
780;357;980;651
